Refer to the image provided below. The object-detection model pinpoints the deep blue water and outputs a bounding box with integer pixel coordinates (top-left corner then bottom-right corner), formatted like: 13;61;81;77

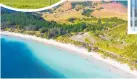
1;36;64;78
1;35;133;78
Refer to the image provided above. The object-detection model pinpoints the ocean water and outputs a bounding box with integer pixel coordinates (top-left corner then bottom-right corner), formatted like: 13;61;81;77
1;35;130;78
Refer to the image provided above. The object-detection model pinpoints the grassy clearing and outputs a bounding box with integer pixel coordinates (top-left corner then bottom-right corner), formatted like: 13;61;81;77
0;0;60;9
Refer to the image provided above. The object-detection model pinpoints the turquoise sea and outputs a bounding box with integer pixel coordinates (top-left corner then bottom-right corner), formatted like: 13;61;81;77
1;35;133;78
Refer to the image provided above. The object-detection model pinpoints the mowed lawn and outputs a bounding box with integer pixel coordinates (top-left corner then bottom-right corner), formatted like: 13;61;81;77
0;0;60;9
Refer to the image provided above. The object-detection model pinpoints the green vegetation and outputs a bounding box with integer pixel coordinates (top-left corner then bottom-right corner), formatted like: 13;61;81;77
56;36;91;52
2;10;124;39
1;4;137;71
82;9;94;17
92;23;137;70
71;1;92;9
1;10;87;38
0;0;60;9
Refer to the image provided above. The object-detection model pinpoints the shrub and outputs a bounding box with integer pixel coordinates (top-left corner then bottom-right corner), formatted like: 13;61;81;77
82;9;94;17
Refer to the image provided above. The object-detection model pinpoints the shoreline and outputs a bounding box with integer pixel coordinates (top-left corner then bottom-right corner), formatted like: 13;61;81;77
1;31;137;77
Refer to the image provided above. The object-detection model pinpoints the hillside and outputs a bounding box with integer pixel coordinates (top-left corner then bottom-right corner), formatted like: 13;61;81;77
92;2;127;20
42;1;127;23
94;23;137;69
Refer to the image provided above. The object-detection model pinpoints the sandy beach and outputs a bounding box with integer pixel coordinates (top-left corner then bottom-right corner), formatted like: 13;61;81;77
1;31;137;77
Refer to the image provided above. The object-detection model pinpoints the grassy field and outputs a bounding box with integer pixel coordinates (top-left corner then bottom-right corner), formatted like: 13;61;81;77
0;0;60;9
42;1;127;24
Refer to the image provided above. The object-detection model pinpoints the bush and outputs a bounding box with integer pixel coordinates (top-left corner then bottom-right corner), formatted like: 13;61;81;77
82;9;94;17
68;18;76;22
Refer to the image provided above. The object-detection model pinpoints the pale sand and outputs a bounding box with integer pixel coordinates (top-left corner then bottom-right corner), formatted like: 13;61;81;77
1;31;137;77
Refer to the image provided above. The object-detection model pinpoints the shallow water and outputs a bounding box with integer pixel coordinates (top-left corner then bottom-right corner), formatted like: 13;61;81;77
1;35;132;78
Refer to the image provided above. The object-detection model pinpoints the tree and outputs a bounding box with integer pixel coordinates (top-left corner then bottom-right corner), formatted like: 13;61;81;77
68;18;76;22
82;9;94;17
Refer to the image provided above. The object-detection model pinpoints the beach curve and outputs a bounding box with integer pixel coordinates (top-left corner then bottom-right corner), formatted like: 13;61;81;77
1;31;137;77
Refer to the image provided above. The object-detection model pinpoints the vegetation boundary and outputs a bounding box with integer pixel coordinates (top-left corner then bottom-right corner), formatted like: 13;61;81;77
0;0;65;12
